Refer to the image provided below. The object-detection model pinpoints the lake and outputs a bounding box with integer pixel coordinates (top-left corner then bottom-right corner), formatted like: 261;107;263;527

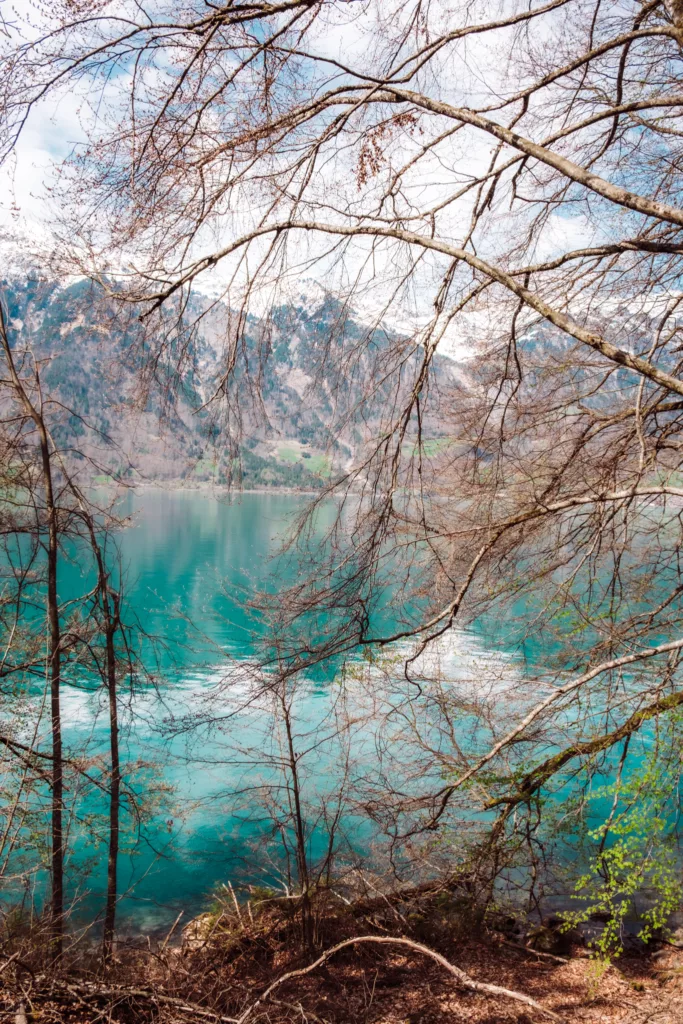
15;489;663;938
40;489;523;934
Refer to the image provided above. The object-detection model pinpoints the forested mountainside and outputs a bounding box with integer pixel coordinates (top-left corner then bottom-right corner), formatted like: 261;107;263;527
3;276;460;489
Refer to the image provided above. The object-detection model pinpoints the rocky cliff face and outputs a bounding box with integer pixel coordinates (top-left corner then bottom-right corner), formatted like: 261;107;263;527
2;276;461;488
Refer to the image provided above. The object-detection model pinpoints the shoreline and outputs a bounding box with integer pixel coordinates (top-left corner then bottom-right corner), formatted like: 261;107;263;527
95;478;324;497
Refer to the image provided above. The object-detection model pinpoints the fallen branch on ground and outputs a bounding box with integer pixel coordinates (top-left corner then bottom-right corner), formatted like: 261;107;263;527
237;934;564;1023
16;933;563;1023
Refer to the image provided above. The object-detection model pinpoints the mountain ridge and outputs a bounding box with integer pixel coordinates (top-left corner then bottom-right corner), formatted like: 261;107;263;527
2;276;460;490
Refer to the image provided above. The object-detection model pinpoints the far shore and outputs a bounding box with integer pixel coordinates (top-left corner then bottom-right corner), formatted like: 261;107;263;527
93;477;324;497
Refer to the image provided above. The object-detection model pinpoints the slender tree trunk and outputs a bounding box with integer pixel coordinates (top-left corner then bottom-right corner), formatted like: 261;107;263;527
3;289;123;959
102;594;120;959
280;688;313;949
42;441;63;958
0;305;64;957
76;510;121;961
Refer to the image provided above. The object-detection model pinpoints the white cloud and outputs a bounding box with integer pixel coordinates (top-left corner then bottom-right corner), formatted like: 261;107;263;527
0;87;87;240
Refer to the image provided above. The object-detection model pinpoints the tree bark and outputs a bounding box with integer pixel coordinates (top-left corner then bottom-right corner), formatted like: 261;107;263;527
0;303;63;957
42;425;63;958
76;510;121;960
102;589;120;960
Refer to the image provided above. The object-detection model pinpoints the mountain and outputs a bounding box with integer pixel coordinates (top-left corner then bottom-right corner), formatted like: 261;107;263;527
2;277;460;489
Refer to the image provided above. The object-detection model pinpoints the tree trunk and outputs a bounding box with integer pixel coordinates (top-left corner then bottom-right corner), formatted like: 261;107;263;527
78;516;121;962
280;689;313;950
0;305;64;958
43;440;63;959
102;597;120;960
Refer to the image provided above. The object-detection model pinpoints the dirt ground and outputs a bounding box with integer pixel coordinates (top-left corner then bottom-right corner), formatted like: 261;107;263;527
262;938;683;1024
4;920;683;1023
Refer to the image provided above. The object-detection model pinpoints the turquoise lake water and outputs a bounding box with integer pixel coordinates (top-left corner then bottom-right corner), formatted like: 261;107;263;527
53;490;429;933
16;489;667;936
52;490;325;931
